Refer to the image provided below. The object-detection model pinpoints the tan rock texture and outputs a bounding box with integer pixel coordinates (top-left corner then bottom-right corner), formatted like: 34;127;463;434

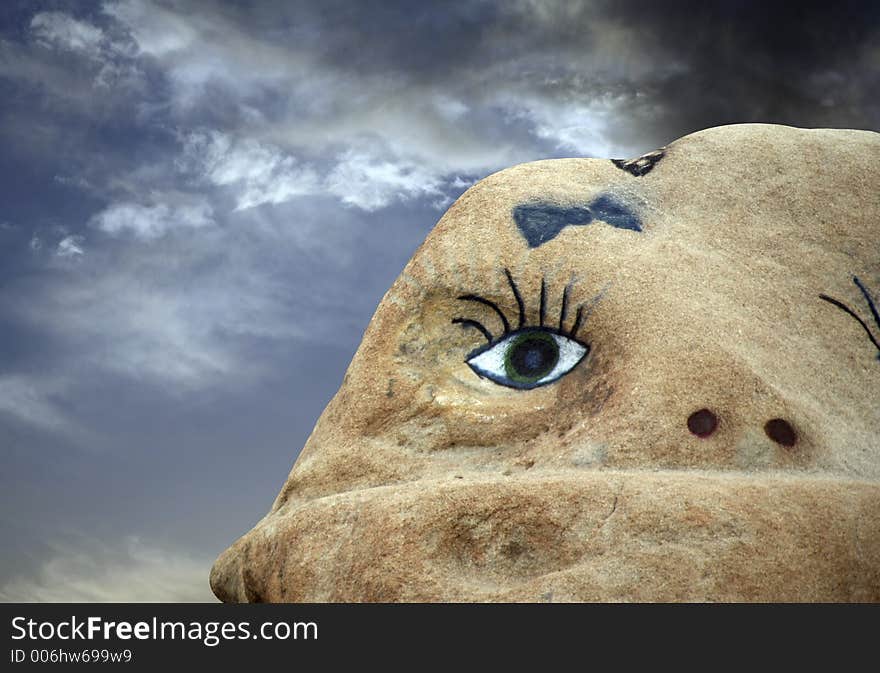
211;123;880;602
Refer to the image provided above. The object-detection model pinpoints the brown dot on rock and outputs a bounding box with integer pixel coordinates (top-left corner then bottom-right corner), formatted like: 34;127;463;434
687;408;718;438
765;418;797;447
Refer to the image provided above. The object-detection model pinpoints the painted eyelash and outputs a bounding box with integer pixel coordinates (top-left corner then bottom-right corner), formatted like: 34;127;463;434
451;269;585;343
819;275;880;359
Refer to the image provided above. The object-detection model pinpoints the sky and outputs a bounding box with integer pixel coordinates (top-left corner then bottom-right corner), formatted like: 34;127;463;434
0;0;878;601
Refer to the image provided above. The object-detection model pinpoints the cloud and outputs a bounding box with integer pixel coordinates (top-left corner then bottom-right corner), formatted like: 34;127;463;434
502;93;636;159
102;0;299;112
56;235;85;258
102;0;199;58
46;278;232;387
180;131;320;211
5;256;233;389
0;375;80;436
5;213;349;391
30;12;105;58
85;1;586;196
0;537;215;602
28;9;138;90
13;1;880;185
178;130;458;212
326;148;446;211
90;200;213;239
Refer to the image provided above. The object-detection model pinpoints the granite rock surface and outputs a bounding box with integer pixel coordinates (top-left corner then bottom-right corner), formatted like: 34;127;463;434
211;124;880;602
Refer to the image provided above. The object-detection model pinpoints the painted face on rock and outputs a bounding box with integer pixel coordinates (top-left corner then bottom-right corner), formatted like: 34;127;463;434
211;124;880;603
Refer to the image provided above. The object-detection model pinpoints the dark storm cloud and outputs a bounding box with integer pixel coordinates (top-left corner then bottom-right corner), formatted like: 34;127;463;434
251;0;504;76
241;0;880;147
593;0;880;144
1;0;877;600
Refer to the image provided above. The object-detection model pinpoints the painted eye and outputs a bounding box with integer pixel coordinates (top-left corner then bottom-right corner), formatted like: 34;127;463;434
466;327;589;389
453;270;599;390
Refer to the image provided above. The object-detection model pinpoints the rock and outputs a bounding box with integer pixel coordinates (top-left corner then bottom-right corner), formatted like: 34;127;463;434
211;123;880;602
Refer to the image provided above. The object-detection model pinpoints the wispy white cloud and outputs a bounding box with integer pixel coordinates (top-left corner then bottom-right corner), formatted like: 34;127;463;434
0;375;80;436
499;89;642;159
180;131;320;211
91;200;213;239
6;258;232;389
47;279;232;388
0;536;215;602
30;12;105;58
326;147;446;211
102;0;298;111
178;130;459;213
102;0;198;58
6;223;339;391
28;10;138;90
56;235;85;258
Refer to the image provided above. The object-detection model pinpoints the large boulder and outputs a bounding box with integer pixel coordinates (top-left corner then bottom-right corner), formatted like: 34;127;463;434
211;124;880;602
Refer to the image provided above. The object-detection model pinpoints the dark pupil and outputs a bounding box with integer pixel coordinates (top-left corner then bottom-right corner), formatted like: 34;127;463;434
508;335;558;380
